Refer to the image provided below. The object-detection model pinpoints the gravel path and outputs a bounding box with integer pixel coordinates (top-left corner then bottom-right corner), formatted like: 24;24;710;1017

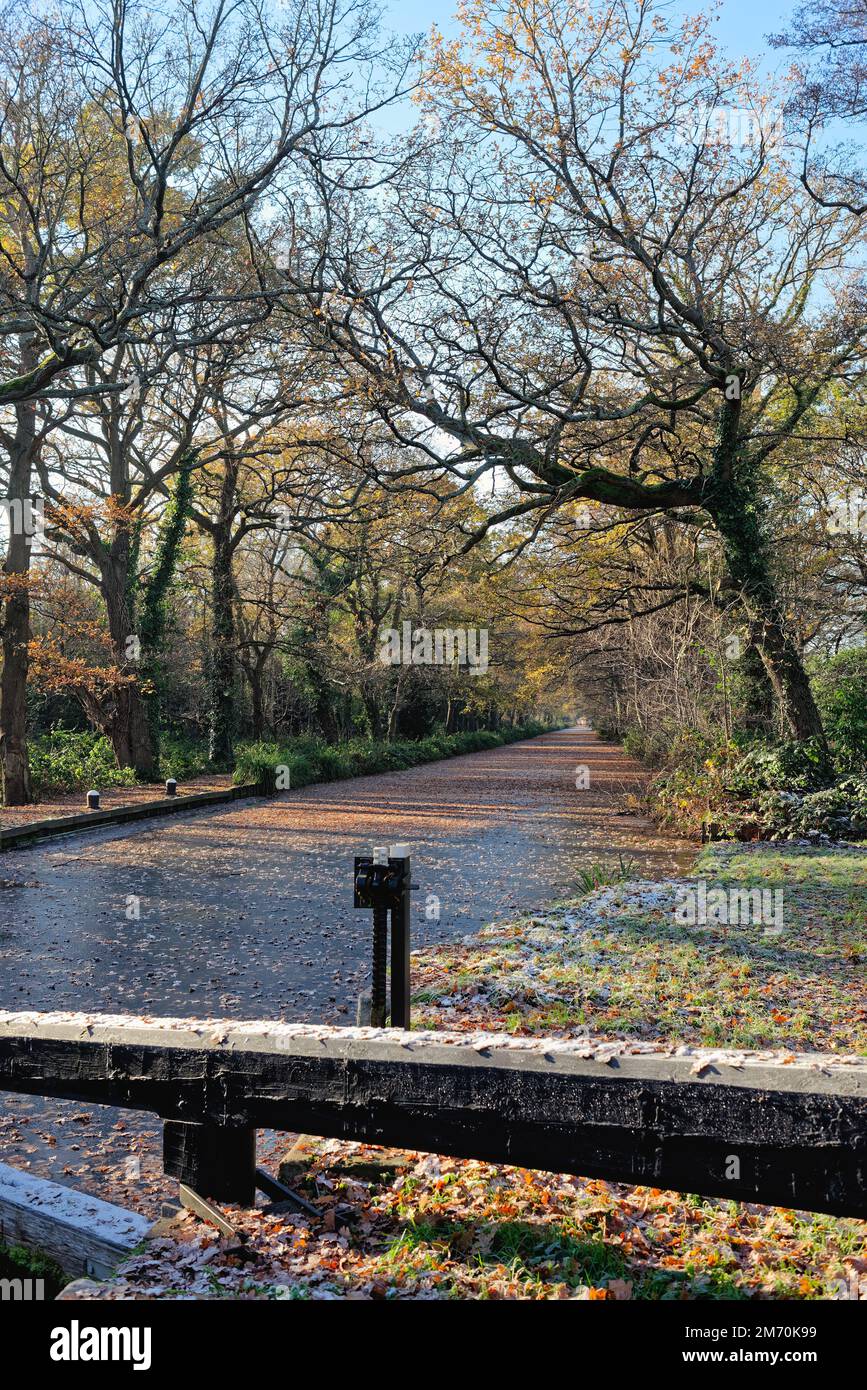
0;726;694;1210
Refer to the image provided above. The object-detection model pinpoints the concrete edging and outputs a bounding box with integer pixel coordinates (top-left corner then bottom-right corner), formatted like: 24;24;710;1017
0;1160;151;1279
0;783;264;852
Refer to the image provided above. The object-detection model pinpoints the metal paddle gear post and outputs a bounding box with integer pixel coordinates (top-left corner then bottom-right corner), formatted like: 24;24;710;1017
354;843;413;1028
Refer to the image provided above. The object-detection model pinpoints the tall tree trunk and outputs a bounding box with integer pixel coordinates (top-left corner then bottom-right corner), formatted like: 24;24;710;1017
0;408;36;806
1;573;32;804
208;502;236;768
0;377;37;804
715;518;827;744
362;689;383;740
100;546;157;779
746;610;825;743
248;655;266;740
738;642;777;735
314;680;340;743
445;697;457;733
706;398;829;759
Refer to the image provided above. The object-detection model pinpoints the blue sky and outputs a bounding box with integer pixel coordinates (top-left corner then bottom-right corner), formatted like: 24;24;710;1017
384;0;797;73
376;0;802;138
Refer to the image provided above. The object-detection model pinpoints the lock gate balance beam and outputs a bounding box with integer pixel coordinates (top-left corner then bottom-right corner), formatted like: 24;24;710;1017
0;1011;865;1216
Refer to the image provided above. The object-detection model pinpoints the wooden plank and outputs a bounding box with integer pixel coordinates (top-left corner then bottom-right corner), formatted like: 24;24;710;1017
0;784;263;852
164;1120;256;1205
0;1161;150;1278
178;1184;238;1239
0;1011;865;1217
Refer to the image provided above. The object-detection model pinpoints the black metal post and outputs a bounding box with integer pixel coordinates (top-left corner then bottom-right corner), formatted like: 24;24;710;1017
389;850;411;1029
371;902;389;1027
355;844;413;1029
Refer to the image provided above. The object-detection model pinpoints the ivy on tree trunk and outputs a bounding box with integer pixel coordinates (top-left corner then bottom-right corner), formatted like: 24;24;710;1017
126;452;196;776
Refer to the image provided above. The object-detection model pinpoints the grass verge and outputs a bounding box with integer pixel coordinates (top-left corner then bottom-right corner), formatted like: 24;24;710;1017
411;844;867;1053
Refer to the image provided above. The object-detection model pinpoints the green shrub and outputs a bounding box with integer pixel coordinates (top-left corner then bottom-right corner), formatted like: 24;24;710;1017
0;1241;68;1298
651;755;730;836
158;735;212;782
233;722;552;793
812;648;867;772
615;673;866;839
726;738;831;794
27;729;137;798
593;724;621;743
622;726;676;767
232;742;321;793
754;775;867;840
